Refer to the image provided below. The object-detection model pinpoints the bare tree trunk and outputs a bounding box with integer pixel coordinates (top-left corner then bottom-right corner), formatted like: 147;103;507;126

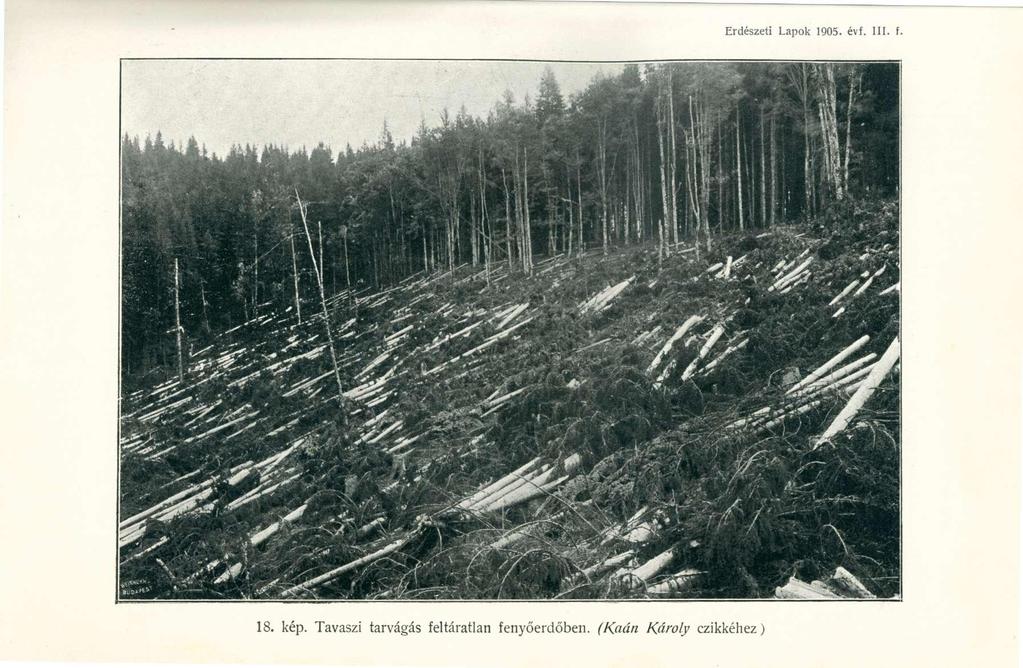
716;113;723;234
295;190;348;427
513;151;524;271
745;125;755;225
523;146;533;275
770;111;778;227
814;63;844;201
470;187;479;267
781;128;787;221
598;120;609;255
565;165;574;257
576;151;584;252
667;68;679;247
448;197;456;272
289;226;302;324
759;105;767;227
736;104;744;231
634;121;644;242
200;280;210;335
174;258;184;382
342;232;350;289
697;98;712;252
797;64;813;216
252;222;259;315
687;95;701;254
656;92;669;265
479;148;491;286
501;167;514;270
317;220;324;286
421;223;428;274
843;65;862;196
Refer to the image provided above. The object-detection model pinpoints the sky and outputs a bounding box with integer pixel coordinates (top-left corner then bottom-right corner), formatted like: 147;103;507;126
121;60;623;158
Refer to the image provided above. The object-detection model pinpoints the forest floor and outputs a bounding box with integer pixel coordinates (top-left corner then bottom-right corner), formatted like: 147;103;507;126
119;197;900;600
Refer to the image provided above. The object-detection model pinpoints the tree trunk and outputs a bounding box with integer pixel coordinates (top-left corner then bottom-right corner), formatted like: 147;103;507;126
770;110;777;227
252;223;259;315
815;336;900;447
343;233;350;289
296;190;348;426
289;226;302;324
656;95;669;265
522;146;533;275
200;280;210;335
576;151;584;252
566;166;574;257
843;65;862;196
759;104;767;227
814;63;844;201
716;113;723;234
479;148;491;286
317;220;324;285
736;104;744;231
599;120;609;255
501;167;514;270
667;69;679;247
173;257;184;382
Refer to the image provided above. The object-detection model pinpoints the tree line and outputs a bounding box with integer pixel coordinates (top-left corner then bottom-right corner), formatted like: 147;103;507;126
121;62;898;377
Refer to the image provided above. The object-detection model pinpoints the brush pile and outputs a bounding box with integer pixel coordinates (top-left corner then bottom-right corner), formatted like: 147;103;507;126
120;199;900;599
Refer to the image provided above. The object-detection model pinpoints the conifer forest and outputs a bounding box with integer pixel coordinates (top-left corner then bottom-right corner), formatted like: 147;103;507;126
119;61;900;600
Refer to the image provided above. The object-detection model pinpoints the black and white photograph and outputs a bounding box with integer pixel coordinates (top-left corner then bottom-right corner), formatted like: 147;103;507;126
118;59;900;601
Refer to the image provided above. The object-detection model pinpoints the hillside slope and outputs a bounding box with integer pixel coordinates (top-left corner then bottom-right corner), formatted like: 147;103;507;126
119;199;900;600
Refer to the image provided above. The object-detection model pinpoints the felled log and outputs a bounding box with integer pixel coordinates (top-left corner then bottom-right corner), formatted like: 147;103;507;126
770;257;813;291
213;562;244;585
734;363;872;433
579;276;635;314
700;337;748;374
572;550;636;585
647;315;703;375
466;464;551;513
775;575;840;599
599;506;649;545
120;536;168;565
224;470;302;512
494;303;529;330
120;477;217;530
281;529;419;597
484;474;569;513
454;458;541;511
776;567;875;599
828;279;861;306
788;335;870;393
616;548;675;587
478;454;582;514
250;503;308;547
632;324;662;346
680;324;725;381
646;568;703;595
815;336;900;448
792;353;877;397
423;315;535;376
481;387;528;416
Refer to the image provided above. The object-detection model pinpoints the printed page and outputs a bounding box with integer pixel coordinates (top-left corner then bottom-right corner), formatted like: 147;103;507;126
1;1;1020;666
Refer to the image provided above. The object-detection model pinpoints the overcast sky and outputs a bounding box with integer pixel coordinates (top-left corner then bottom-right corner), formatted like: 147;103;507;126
121;60;622;158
